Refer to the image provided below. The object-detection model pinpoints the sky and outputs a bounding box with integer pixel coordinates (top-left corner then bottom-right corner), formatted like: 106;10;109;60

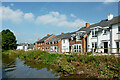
1;2;119;44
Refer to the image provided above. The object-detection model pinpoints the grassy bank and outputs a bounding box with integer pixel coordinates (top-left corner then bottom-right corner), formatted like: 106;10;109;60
2;50;120;78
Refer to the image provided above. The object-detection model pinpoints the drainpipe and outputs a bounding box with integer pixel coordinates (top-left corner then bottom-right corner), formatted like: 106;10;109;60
97;27;98;53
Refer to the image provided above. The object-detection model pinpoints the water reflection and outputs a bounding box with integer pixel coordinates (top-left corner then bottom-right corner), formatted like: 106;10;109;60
2;55;88;79
2;55;60;78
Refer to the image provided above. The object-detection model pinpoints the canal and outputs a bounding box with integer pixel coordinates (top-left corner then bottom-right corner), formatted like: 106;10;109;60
2;55;60;78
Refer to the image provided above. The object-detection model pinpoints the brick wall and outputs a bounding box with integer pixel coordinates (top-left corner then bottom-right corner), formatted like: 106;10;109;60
35;35;55;51
81;34;87;53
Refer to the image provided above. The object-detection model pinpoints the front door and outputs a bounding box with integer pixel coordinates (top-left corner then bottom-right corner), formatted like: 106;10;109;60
104;42;108;53
69;46;71;52
116;42;120;53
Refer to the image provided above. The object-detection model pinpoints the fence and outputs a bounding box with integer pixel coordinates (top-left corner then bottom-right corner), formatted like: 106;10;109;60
79;48;120;55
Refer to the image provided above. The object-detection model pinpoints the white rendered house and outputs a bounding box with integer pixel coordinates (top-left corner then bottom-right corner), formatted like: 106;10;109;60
16;42;28;51
110;16;120;53
87;14;120;53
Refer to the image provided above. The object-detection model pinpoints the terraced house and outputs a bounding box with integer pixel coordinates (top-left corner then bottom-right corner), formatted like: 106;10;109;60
35;34;55;51
46;32;75;53
70;23;90;53
34;23;89;53
87;14;120;53
34;14;120;53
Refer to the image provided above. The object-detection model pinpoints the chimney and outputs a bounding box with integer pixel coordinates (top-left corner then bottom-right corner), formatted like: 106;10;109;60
30;43;31;45
61;32;64;34
37;38;40;41
47;34;50;36
108;13;113;20
86;22;90;28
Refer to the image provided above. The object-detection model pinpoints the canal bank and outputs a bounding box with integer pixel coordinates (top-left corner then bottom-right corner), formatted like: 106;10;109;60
2;50;120;79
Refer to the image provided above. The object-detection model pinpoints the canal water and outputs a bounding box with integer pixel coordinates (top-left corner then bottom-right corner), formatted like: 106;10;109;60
2;55;60;78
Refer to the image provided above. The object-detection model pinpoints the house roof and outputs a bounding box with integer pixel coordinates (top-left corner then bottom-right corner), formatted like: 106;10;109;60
89;16;120;28
28;44;34;49
77;27;87;31
36;34;53;43
18;43;28;46
110;16;120;25
86;15;120;34
47;32;75;43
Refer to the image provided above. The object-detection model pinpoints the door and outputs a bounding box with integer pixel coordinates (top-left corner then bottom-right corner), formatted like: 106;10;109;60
104;42;108;53
69;46;71;52
116;42;120;53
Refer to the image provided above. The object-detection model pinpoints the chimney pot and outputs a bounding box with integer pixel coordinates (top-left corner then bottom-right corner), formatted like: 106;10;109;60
47;34;50;36
61;32;64;34
86;23;90;27
37;38;40;41
108;13;113;20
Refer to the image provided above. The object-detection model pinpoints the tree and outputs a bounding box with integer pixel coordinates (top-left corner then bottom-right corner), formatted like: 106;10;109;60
2;29;17;51
0;33;2;52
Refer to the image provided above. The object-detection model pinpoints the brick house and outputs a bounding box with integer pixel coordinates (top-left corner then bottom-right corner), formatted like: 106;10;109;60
46;32;75;53
34;23;90;53
35;34;55;51
70;23;90;53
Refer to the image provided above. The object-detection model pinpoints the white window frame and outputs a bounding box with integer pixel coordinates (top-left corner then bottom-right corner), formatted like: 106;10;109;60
91;28;98;37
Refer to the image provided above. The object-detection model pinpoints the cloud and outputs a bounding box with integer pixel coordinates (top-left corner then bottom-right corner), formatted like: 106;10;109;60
10;3;14;6
35;11;86;28
1;6;87;28
70;13;76;18
1;6;23;23
24;13;34;22
1;6;35;24
103;0;118;4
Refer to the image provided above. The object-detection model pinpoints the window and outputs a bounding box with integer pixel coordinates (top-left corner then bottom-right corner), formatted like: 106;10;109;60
118;26;120;32
71;37;73;40
55;46;56;49
63;40;65;43
92;29;94;37
95;28;97;37
74;45;76;49
92;42;94;48
116;42;119;53
91;28;98;37
77;45;78;49
77;36;81;41
79;45;81;49
103;29;107;35
72;44;81;53
56;41;58;44
46;47;48;49
92;42;97;52
92;42;97;48
95;42;97;48
50;42;52;44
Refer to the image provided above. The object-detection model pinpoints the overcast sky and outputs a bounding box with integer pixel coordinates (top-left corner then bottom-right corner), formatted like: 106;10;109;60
1;2;118;43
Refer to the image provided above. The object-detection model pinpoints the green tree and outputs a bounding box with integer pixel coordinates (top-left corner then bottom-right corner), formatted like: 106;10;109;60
0;33;2;52
2;29;17;51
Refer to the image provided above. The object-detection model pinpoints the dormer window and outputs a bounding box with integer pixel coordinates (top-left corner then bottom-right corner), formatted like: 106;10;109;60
103;29;107;35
